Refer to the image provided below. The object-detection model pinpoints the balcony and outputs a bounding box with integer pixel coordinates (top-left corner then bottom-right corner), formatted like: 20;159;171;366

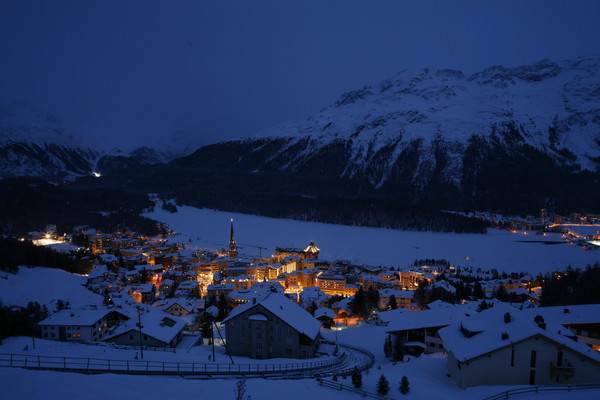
550;362;575;378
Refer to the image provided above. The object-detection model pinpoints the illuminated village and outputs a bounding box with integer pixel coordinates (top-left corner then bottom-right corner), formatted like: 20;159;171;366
0;208;593;394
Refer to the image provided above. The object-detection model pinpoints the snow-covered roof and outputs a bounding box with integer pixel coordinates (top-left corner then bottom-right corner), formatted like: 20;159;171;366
386;302;472;332
127;284;154;293
432;280;456;294
522;304;600;326
439;303;600;364
87;264;108;279
228;289;259;302
205;305;219;318
177;281;199;290
375;308;409;324
153;298;197;313
38;307;129;327
223;293;321;339
98;253;119;263
303;241;320;253
105;306;185;345
378;289;414;298
314;307;335;319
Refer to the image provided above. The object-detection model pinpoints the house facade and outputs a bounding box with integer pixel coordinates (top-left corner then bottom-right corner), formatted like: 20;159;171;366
38;308;129;342
445;334;600;388
439;305;600;388
223;293;321;359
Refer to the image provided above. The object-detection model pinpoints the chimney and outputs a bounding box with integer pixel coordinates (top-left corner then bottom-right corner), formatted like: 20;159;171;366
501;332;509;340
504;312;511;323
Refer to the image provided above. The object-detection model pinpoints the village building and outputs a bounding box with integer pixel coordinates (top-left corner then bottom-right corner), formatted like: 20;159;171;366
38;307;130;342
385;301;473;356
223;293;321;359
439;304;600;388
378;289;414;310
314;307;335;328
104;306;186;348
523;304;600;351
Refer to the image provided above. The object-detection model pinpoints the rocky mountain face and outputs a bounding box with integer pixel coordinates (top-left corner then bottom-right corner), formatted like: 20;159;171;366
0;101;184;182
4;56;600;231
172;56;600;215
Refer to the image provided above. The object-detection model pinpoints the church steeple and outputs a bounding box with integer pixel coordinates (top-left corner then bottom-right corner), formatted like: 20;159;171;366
229;218;238;259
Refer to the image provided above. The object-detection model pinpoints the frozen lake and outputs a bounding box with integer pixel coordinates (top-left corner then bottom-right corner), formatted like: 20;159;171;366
145;206;600;275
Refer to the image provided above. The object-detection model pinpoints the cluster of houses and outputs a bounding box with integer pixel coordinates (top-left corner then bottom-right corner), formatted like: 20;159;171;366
29;220;600;388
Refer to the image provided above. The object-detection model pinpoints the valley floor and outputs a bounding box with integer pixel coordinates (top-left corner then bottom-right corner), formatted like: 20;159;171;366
145;206;600;274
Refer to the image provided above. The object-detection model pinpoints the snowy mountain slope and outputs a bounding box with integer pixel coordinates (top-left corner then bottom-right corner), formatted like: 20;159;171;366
166;55;600;216
241;56;600;186
0;101;196;181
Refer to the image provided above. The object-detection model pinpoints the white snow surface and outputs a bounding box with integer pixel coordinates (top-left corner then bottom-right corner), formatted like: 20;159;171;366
1;328;598;400
250;56;600;184
0;267;103;308
145;206;600;274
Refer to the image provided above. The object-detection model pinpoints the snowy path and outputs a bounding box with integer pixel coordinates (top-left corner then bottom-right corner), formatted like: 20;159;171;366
0;342;373;379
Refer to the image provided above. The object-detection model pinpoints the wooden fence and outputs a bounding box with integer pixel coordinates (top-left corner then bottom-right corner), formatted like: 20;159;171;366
482;383;600;400
0;353;342;376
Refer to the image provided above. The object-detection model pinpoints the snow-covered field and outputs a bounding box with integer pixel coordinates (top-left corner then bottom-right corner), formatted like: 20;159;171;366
0;267;103;308
1;331;597;400
146;206;600;275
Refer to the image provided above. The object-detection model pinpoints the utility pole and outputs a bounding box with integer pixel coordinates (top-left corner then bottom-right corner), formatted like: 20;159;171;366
211;323;216;362
137;306;144;359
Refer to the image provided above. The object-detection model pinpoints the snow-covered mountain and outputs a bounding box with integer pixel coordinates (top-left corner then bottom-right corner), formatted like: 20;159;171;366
172;55;600;214
0;101;197;182
215;56;599;184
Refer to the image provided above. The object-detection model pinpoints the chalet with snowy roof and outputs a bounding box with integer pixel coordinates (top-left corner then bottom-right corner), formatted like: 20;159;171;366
223;293;321;359
86;264;111;286
105;306;186;348
154;298;203;317
439;304;600;388
314;307;335;328
158;279;175;297
174;280;199;297
127;284;156;304
523;304;600;351
385;302;472;356
432;280;457;295
38;307;130;342
300;286;328;309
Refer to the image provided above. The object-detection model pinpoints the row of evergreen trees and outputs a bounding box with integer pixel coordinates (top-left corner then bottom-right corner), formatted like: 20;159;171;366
0;301;49;340
345;367;409;395
540;263;600;306
0;237;92;275
0;177;159;237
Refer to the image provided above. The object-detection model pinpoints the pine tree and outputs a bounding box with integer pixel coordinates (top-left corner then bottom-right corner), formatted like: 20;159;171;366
383;335;391;358
351;367;362;388
352;287;367;318
217;293;228;320
387;294;398;310
394;336;405;361
400;376;410;394
377;374;390;395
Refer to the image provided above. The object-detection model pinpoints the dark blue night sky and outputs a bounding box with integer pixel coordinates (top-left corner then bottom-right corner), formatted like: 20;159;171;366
1;0;599;146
